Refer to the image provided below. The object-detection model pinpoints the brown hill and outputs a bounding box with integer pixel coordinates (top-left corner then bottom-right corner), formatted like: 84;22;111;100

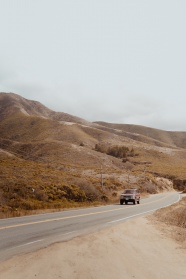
0;92;88;124
0;92;186;217
94;121;186;149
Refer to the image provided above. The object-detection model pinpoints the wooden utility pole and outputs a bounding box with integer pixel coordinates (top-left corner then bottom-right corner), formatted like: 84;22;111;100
101;164;104;191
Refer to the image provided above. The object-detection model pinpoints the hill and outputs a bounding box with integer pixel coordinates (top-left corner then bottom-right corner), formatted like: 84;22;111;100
94;121;186;149
0;92;186;217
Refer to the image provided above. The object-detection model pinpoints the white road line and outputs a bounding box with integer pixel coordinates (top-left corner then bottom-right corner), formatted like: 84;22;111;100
8;233;77;252
62;231;77;236
16;239;44;248
108;194;181;224
108;209;155;224
12;231;77;251
12;232;77;251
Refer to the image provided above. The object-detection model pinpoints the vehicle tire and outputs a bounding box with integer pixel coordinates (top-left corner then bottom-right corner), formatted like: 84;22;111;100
133;200;136;205
125;201;128;205
137;200;140;204
120;200;123;205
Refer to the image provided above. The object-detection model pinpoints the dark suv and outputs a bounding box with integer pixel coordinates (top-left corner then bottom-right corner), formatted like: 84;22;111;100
120;189;140;205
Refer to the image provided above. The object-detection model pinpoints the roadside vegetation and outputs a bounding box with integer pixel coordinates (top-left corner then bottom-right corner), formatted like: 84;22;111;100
94;144;137;160
0;152;176;219
0;136;185;219
1;93;186;219
155;197;186;229
0;157;104;218
153;196;186;245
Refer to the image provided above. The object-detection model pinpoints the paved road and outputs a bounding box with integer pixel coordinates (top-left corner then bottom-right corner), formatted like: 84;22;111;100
0;192;180;261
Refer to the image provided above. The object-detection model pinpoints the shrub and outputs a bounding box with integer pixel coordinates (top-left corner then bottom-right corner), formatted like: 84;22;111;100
95;144;107;153
101;195;109;202
95;144;131;159
75;179;100;201
107;146;129;158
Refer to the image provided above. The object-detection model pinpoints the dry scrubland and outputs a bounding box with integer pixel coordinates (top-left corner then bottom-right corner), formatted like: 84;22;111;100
1;93;186;279
0;146;180;218
0;92;186;219
152;196;186;246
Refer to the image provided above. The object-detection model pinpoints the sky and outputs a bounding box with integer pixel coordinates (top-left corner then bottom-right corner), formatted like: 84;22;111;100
0;0;186;131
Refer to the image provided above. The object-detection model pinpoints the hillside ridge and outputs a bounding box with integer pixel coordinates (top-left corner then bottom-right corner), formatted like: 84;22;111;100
1;92;186;148
0;92;186;217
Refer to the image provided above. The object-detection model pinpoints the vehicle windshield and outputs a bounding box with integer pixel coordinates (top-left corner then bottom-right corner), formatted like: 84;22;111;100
124;189;135;194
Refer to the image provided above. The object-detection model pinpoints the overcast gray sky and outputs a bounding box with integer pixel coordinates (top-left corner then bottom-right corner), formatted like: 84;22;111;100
0;0;186;131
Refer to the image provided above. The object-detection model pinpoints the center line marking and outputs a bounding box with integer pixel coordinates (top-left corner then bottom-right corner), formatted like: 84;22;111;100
0;193;179;231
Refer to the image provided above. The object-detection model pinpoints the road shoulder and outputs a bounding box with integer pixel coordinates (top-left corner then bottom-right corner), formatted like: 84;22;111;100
0;216;186;279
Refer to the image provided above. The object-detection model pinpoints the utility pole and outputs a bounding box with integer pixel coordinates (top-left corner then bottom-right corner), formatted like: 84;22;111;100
101;164;104;191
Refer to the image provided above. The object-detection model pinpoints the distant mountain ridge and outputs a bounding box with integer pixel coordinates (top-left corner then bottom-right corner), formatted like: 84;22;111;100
0;92;88;125
94;122;186;149
1;92;186;216
0;92;186;149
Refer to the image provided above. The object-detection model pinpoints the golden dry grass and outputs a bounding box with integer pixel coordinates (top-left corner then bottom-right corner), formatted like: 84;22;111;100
1;92;186;217
152;197;186;246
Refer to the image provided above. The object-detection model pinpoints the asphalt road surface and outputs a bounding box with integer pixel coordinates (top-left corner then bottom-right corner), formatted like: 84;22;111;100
0;192;180;261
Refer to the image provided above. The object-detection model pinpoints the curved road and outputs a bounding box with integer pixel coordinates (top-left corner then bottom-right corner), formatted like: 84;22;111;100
0;192;180;261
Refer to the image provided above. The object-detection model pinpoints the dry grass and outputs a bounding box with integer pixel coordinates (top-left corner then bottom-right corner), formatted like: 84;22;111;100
95;121;186;149
154;196;186;228
152;196;186;246
0;155;122;218
1;93;186;218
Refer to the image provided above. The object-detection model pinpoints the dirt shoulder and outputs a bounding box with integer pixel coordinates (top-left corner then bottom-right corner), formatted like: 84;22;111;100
150;195;186;248
0;216;186;279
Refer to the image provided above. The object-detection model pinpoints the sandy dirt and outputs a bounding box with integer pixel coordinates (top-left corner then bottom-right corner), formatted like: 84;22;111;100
0;216;186;279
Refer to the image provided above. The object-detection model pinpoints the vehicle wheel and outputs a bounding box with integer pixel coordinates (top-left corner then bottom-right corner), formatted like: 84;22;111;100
120;200;123;205
137;200;140;204
133;200;136;205
125;201;128;205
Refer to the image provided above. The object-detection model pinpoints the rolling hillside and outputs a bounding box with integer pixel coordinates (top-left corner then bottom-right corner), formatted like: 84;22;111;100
94;121;186;149
0;92;186;217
